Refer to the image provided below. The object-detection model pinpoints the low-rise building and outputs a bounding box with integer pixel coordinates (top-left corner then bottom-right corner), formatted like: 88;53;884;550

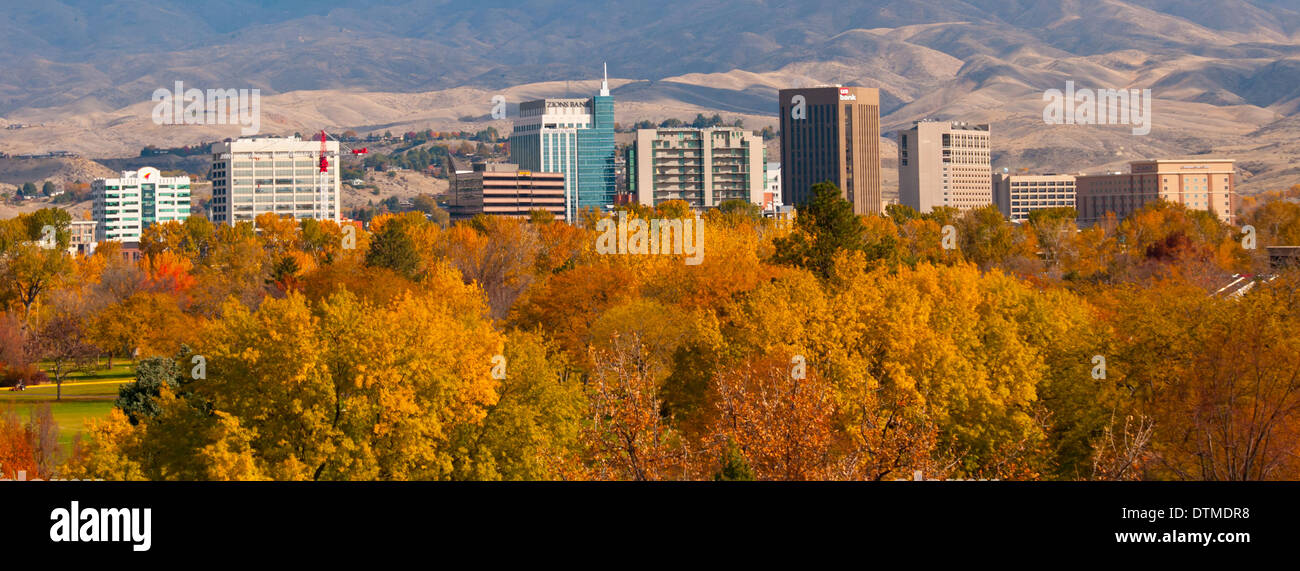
994;173;1077;222
764;162;781;211
68;220;97;255
448;162;566;221
1075;159;1236;225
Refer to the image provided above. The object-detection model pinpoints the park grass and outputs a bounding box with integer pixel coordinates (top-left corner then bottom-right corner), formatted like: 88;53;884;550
0;359;135;450
1;401;117;449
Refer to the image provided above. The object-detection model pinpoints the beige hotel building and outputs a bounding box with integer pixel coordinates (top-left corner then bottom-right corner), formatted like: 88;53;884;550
209;136;341;224
1075;159;1236;225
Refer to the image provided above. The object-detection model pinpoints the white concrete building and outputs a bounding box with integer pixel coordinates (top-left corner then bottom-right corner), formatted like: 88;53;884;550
209;136;340;224
764;162;781;211
91;167;191;244
994;173;1077;222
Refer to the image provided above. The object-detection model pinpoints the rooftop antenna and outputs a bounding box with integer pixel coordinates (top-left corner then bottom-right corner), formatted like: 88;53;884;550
601;62;610;96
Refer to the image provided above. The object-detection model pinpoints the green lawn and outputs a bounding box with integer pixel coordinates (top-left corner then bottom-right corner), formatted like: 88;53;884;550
0;359;135;450
1;401;117;449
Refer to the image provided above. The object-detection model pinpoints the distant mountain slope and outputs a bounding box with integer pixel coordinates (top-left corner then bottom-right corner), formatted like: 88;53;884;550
3;0;1300;193
3;0;1300;114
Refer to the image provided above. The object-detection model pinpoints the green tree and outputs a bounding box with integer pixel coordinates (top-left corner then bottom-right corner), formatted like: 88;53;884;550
713;440;756;481
885;203;921;225
365;221;422;279
114;350;195;424
957;204;1024;269
528;209;556;225
771;181;863;278
23;207;72;249
716;199;761;223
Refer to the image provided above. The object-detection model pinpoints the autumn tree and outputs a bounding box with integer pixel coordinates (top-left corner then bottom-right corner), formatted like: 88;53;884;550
0;406;39;479
451;330;586;480
0;405;59;479
583;332;689;480
0;243;73;326
31;313;98;400
1141;278;1300;480
710;354;835;480
439;216;539;319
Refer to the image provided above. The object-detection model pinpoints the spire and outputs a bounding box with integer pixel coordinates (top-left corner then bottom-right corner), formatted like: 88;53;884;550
600;62;610;97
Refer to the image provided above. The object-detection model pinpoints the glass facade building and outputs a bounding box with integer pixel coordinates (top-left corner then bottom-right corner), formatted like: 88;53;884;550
509;72;616;221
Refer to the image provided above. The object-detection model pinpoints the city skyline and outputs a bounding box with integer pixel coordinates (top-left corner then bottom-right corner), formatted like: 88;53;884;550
3;2;1299;558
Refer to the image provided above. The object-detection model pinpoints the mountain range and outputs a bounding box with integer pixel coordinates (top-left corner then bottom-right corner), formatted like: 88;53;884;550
2;0;1300;192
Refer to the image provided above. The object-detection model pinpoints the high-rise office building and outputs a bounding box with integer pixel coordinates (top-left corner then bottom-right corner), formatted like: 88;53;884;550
778;85;882;215
209;136;340;224
994;173;1077;222
447;161;566;221
626;127;765;209
898;121;992;213
1075;159;1236;225
91;167;191;244
509;67;616;221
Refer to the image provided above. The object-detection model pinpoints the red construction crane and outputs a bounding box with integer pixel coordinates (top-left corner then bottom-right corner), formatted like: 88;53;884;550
319;130;329;173
315;130;369;221
318;129;368;173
